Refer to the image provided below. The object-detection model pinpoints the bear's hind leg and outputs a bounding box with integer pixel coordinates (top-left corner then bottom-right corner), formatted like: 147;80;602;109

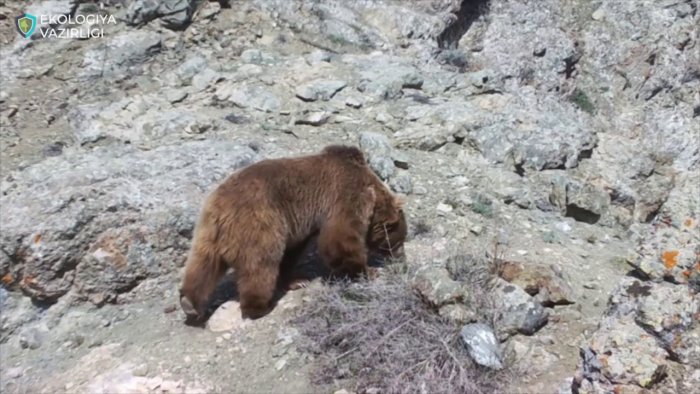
233;245;285;320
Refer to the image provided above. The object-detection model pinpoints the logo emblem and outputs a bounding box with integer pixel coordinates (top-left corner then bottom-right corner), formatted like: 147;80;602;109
15;13;38;38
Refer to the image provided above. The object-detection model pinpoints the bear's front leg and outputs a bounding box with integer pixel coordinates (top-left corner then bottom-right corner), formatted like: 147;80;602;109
318;187;375;279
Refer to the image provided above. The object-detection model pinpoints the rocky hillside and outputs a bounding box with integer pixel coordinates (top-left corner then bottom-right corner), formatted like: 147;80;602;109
0;0;698;393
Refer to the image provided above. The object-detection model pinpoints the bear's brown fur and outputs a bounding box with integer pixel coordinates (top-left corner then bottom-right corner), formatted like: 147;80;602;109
179;145;407;321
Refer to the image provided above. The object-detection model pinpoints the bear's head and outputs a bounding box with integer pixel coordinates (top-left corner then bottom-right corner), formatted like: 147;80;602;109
367;193;407;259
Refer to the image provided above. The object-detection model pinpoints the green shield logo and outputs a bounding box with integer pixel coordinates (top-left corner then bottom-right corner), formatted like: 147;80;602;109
15;13;38;38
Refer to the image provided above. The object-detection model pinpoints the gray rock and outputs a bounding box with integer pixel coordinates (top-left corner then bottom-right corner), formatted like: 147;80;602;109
493;278;549;338
607;278;700;363
254;0;388;51
549;177;609;224
505;336;559;375
295;111;330;127
219;84;281;113
460;323;503;370
240;49;275;65
42;143;64;158
5;367;23;379
197;1;221;20
165;89;188;104
498;261;576;306
306;50;332;65
630;170;700;287
412;265;467;308
358;132;395;180
391;151;410;170
636;283;699;336
122;0;160;25
583;317;668;388
176;55;208;85
69;96;210;144
344;96;363;109
395;92;597;167
0;141;256;303
123;0;197;30
191;68;221;92
0;291;40;342
674;325;700;368
389;173;413;195
82;31;162;79
25;0;78;39
18;327;42;350
358;63;423;100
295;79;346;102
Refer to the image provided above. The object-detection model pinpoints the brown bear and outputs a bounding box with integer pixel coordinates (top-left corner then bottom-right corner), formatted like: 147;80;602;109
179;145;407;321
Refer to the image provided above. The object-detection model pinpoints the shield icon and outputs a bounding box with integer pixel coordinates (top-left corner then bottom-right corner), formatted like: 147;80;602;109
15;13;38;38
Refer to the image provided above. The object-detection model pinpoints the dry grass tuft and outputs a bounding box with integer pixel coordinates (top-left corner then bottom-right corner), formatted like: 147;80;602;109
291;261;510;394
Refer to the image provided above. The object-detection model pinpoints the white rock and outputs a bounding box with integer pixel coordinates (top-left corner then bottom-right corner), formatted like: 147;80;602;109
206;301;249;333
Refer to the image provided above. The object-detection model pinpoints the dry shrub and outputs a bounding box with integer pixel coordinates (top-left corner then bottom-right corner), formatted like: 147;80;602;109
291;261;510;394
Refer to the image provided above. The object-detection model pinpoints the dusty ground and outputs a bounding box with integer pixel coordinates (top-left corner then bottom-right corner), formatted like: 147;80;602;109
1;1;697;393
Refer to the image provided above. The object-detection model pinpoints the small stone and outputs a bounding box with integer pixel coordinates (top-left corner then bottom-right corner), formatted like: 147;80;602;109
333;390;354;394
437;203;453;215
295;111;330;126
375;111;393;124
389;173;413;194
19;328;42;350
460;323;504;369
414;186;428;195
240;49;273;64
591;8;606;20
295;79;347;102
306;50;332;65
197;1;220;20
470;225;483;235
274;358;287;371
6;367;23;379
165;89;188;104
391;151;410;169
88;339;103;348
192;68;220;91
132;363;149;377
42;142;64;157
225;84;280;113
222;333;232;340
345;96;363;108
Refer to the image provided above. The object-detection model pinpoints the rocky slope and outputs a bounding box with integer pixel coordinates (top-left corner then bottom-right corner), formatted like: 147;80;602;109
0;1;698;393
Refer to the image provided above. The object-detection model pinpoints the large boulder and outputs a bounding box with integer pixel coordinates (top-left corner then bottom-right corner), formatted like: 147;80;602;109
0;141;257;304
